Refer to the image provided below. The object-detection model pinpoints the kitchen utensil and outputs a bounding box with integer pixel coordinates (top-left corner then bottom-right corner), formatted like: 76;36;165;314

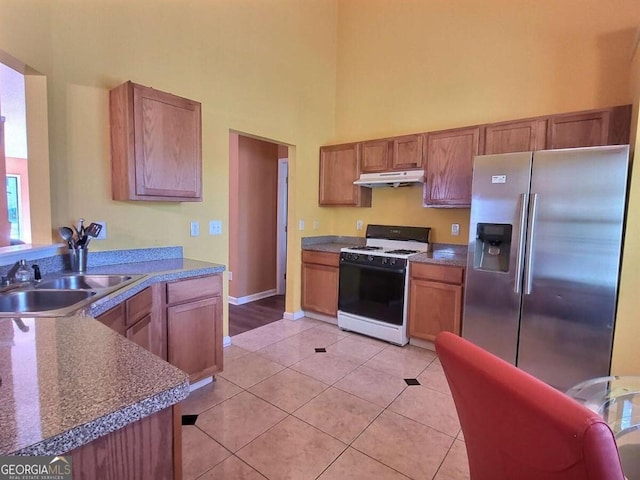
59;226;75;248
85;222;102;238
77;218;85;238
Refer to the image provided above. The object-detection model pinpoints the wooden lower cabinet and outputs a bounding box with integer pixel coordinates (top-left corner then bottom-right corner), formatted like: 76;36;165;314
301;250;339;316
69;405;181;480
165;275;223;382
96;288;162;357
408;263;464;342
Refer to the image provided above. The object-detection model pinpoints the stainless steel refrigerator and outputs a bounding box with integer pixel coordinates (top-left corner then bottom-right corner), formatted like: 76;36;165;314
462;145;629;391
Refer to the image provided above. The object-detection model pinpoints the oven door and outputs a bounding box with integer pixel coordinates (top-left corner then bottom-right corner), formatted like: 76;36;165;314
338;260;407;326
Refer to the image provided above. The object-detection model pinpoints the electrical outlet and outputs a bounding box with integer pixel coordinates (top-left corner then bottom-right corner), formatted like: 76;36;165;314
451;223;460;236
95;221;107;240
190;221;200;237
209;220;222;235
356;220;363;230
298;220;305;231
228;271;233;281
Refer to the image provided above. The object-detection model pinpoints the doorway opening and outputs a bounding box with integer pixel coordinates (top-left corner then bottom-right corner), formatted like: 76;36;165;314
228;132;288;336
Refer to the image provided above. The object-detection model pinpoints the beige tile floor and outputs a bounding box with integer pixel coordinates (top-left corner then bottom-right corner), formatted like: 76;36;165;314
181;317;470;480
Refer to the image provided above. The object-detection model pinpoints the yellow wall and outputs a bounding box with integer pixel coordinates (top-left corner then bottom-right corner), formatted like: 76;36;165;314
1;0;639;369
331;0;640;246
0;0;339;335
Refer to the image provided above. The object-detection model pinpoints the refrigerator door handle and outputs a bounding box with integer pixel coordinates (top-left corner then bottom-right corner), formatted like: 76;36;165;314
523;193;538;295
514;193;529;294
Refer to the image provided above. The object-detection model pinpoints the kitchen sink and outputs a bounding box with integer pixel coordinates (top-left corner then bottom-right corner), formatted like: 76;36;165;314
36;274;135;290
0;290;96;313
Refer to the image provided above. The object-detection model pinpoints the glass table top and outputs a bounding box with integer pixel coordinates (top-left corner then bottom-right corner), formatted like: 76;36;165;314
566;376;640;480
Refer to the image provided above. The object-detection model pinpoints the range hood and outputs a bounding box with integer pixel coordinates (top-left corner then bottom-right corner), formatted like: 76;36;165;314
353;170;424;188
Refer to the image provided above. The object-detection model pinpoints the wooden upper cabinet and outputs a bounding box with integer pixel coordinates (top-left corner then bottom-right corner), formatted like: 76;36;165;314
547;105;631;150
392;134;423;170
361;135;423;173
482;119;547;155
110;81;202;202
319;143;371;207
360;140;392;173
423;127;480;207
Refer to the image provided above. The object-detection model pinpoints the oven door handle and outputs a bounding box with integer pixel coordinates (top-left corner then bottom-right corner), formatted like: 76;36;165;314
340;263;406;275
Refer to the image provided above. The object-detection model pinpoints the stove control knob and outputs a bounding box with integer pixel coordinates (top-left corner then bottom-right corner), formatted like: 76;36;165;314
389;258;397;266
367;255;375;262
382;257;388;264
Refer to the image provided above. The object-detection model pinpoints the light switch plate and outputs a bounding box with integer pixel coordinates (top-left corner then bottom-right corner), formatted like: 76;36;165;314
451;223;460;236
190;221;200;237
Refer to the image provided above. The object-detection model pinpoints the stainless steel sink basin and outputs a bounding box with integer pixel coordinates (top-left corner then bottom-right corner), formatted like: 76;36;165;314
36;274;134;290
0;290;96;313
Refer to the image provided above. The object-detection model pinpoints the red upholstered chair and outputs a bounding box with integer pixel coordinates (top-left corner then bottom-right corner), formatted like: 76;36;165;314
435;332;625;480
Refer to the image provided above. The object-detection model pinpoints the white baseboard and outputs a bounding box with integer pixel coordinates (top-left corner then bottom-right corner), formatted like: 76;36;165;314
283;310;305;321
409;337;436;352
228;289;277;306
223;336;232;347
189;376;213;392
303;311;338;325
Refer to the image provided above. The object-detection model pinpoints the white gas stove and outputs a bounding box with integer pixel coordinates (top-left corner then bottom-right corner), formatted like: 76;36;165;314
338;225;431;345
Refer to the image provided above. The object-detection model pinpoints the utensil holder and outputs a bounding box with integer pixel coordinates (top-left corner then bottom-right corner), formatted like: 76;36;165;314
69;248;88;272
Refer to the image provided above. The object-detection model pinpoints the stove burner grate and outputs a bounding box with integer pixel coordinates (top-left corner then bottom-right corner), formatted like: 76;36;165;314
350;246;383;251
385;249;419;255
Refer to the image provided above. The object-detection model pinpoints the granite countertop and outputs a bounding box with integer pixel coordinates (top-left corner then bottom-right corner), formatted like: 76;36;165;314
81;258;226;317
301;236;468;267
0;316;189;455
0;252;226;456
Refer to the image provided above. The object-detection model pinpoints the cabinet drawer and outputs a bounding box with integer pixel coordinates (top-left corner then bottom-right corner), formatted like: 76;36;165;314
166;275;222;305
410;263;464;284
97;303;126;335
302;250;340;267
125;287;153;326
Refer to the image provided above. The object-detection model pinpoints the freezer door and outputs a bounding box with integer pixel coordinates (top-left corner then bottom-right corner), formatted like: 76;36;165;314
462;152;532;364
518;146;629;391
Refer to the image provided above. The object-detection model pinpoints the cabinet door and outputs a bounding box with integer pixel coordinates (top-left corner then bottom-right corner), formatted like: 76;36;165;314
361;140;391;173
110;81;202;201
301;262;339;316
547;110;610;149
319;144;371;207
424;127;480;207
96;303;127;336
408;278;462;342
167;296;222;382
126;314;152;351
125;287;153;326
392;134;423;170
483;119;547;154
